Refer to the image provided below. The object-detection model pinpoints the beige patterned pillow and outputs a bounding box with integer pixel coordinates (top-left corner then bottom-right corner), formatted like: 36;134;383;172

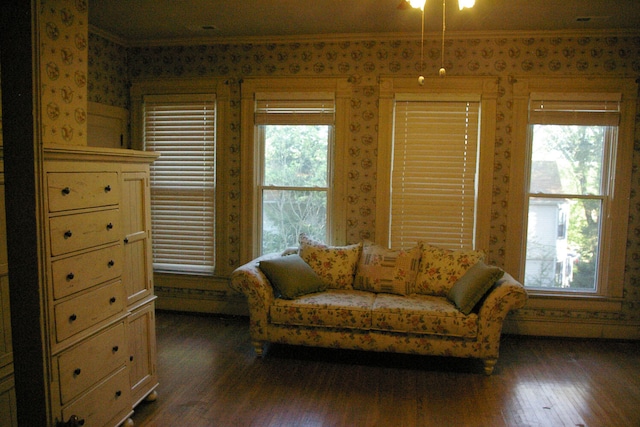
414;243;485;296
298;234;362;290
354;241;421;295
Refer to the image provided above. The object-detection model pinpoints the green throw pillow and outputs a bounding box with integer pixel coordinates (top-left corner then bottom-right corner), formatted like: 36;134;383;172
448;261;504;315
259;254;327;299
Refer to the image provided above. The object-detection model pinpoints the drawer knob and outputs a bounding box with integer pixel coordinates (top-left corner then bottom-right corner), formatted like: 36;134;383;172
105;185;112;193
62;415;85;426
66;272;75;281
130;355;134;362
110;296;117;304
106;223;114;230
69;314;77;322
73;368;81;376
124;237;129;244
113;345;119;352
115;390;122;398
64;230;73;239
62;187;71;195
108;260;115;267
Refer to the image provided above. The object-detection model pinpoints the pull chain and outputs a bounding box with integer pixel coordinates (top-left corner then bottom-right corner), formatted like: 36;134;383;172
440;0;446;77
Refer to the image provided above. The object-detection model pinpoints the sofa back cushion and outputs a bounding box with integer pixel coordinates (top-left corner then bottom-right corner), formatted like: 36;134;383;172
414;243;485;296
353;241;421;295
298;233;362;290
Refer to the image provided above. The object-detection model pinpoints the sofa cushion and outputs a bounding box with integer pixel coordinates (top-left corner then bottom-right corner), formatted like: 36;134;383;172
298;233;362;290
371;294;478;339
354;242;421;295
448;261;505;314
259;254;327;299
413;243;485;297
270;290;375;329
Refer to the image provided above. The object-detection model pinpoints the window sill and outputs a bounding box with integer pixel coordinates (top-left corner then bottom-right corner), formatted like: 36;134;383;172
523;291;624;313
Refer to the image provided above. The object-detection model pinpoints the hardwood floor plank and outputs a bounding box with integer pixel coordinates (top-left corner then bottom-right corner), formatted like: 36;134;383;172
131;311;640;427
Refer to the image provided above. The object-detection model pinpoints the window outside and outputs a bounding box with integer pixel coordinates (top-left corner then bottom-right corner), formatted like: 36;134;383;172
259;124;330;254
525;125;611;291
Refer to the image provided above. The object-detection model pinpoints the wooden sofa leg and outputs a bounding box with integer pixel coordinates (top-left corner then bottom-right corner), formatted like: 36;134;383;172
483;358;497;375
252;340;265;357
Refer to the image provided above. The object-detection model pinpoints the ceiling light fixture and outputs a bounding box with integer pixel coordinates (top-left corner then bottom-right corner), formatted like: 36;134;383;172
402;0;475;84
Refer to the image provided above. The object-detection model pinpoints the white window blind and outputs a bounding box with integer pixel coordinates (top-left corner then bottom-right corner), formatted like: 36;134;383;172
255;92;335;125
143;94;216;274
529;93;621;125
391;98;480;250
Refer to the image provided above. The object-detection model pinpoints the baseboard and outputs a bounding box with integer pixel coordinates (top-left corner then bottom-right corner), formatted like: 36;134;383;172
153;273;248;316
156;295;248;316
503;317;640;340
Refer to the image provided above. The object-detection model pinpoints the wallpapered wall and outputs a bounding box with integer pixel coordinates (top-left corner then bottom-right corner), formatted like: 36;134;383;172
87;31;640;323
40;0;88;146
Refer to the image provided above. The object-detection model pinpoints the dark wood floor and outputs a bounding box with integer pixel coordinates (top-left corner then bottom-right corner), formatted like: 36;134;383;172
131;311;640;427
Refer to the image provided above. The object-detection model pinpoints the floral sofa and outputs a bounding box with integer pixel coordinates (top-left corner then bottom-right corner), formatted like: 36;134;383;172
229;235;527;375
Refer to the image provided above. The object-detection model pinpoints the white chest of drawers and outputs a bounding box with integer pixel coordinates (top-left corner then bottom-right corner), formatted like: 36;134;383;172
44;145;158;427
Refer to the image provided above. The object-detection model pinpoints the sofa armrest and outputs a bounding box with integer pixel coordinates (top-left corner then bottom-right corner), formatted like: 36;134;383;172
476;272;528;357
229;253;280;342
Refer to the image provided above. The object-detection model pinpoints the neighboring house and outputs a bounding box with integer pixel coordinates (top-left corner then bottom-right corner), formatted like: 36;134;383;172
526;161;574;288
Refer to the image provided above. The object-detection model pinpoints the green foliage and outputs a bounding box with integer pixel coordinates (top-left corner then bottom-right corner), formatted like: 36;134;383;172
260;125;330;254
263;125;328;187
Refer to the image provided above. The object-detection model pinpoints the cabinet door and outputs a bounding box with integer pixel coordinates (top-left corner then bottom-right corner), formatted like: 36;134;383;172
127;301;157;406
121;172;153;306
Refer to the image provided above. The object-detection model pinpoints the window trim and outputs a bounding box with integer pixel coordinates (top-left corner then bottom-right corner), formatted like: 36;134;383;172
240;78;350;262
506;77;637;305
376;76;499;256
131;78;230;276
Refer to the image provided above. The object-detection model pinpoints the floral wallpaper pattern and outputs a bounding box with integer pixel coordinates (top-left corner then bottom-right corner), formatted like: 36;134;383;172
87;31;640;323
39;0;88;146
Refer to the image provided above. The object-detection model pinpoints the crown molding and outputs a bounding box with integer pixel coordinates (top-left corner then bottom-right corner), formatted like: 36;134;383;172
89;27;640;48
89;24;130;47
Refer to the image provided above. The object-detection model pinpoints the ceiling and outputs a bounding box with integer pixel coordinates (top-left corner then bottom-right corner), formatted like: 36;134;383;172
89;0;640;43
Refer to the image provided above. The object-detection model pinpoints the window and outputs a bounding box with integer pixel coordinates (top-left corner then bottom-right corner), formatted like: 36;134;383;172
525;96;618;291
240;78;349;262
255;95;334;254
142;94;216;274
507;77;637;299
377;77;498;253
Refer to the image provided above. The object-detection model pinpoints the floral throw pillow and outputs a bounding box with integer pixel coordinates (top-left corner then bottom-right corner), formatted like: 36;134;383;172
413;243;485;296
353;241;421;295
298;233;362;290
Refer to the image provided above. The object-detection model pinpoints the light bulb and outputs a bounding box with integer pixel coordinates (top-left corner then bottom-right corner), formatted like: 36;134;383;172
458;0;475;10
408;0;425;10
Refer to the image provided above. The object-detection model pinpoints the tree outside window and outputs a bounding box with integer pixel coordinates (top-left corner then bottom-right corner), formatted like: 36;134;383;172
259;124;331;254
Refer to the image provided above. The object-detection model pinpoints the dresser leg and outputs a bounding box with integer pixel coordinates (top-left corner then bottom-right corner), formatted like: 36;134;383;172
145;390;159;402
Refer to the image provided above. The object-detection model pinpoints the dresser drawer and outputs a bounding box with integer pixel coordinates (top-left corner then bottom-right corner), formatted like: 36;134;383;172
58;322;127;404
62;366;131;427
49;209;120;256
52;244;123;300
47;172;120;212
54;281;125;343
